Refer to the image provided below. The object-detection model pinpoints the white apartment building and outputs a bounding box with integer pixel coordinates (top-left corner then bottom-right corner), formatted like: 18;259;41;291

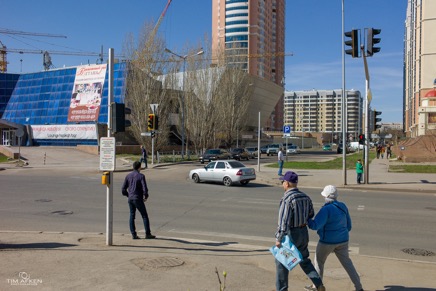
284;89;363;136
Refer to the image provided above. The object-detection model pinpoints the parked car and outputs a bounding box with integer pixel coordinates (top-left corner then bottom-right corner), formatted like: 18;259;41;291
245;147;258;158
286;145;301;154
230;148;250;161
323;144;332;151
337;143;350;154
199;149;231;164
189;160;256;186
266;143;281;156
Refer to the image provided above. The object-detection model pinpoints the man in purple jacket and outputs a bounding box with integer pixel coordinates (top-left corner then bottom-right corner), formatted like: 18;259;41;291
308;185;363;291
122;161;156;240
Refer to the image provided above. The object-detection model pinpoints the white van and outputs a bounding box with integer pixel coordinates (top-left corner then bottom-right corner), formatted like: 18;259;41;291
349;142;364;150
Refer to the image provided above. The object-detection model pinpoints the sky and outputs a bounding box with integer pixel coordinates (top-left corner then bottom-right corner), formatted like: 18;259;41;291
1;0;408;123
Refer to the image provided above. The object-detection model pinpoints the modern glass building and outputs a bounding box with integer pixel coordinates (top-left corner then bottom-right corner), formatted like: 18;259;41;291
0;62;127;146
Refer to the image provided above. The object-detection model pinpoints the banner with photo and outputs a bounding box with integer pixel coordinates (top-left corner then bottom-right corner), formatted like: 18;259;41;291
67;64;107;122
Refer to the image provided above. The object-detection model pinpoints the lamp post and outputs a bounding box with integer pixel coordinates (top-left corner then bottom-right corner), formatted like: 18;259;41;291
165;48;204;159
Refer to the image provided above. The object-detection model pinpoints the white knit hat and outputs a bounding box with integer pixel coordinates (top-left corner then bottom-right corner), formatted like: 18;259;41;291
321;185;338;199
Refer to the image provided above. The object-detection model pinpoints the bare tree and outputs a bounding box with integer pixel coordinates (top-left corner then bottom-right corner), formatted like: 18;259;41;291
122;22;177;151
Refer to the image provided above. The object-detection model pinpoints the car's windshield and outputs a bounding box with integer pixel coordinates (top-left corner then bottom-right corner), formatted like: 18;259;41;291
228;161;245;168
206;149;220;154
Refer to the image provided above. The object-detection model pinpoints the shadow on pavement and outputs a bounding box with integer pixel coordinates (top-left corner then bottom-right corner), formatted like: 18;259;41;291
378;286;436;291
0;242;77;249
114;238;269;255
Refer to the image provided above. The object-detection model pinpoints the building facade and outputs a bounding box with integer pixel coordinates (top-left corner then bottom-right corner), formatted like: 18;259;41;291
212;0;285;130
0;63;127;146
404;0;436;137
284;89;362;140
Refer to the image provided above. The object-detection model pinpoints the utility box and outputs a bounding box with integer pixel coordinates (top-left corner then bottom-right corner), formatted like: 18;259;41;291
101;172;110;185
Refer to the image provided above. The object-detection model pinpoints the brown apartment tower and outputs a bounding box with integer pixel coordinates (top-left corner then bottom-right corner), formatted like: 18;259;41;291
212;0;286;130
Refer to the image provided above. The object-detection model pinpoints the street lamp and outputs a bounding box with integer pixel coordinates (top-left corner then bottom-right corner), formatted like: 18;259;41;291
165;48;204;159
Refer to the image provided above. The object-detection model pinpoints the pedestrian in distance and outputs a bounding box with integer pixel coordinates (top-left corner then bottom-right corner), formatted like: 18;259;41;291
139;145;148;169
308;185;364;291
275;171;326;291
376;144;382;159
278;147;284;176
381;145;385;159
386;143;392;159
356;159;363;184
121;161;156;240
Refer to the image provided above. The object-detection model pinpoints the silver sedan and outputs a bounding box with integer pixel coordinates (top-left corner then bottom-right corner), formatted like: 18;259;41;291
189;160;256;186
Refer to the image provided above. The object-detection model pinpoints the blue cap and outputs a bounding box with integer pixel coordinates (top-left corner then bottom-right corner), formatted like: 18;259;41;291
279;171;298;183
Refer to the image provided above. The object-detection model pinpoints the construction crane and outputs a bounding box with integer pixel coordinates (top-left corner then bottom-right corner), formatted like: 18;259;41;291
149;0;172;44
0;28;67;72
2;46;119;71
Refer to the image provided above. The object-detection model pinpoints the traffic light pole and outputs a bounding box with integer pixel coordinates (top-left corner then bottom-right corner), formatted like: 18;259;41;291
362;46;370;184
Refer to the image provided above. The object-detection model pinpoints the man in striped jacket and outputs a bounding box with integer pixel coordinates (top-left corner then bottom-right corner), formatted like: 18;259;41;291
275;171;326;291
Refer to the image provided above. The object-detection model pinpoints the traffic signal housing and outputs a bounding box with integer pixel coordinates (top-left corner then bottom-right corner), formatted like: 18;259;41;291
373;110;382;131
358;134;365;145
367;28;381;56
111;102;131;133
147;114;155;131
345;29;359;58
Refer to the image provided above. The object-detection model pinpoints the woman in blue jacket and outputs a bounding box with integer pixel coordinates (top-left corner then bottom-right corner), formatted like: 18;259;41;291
307;185;364;291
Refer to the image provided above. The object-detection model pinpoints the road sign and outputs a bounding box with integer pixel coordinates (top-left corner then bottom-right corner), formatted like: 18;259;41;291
283;125;291;134
141;132;152;136
99;137;115;171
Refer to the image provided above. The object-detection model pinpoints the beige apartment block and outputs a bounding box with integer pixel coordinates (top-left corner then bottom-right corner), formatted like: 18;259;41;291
404;0;436;137
283;89;363;137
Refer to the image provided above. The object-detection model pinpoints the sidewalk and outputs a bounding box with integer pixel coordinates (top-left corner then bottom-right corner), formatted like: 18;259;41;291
1;231;436;291
255;157;436;194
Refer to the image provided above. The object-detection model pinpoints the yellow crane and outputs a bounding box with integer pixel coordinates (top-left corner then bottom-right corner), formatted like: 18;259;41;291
0;28;67;72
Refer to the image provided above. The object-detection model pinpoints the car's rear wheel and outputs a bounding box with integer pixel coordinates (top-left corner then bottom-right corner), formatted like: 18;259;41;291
240;181;249;185
223;176;232;187
192;174;200;183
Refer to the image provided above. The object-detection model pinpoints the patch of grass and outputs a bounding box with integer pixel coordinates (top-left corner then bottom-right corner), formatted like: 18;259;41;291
389;164;436;173
268;152;376;170
0;153;10;163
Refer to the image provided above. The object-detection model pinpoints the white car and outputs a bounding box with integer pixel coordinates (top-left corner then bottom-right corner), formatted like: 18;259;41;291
189;160;256;186
286;145;301;154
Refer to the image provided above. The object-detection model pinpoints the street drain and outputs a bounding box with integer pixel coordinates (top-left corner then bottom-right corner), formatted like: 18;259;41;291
35;199;52;203
402;248;435;256
51;210;73;216
131;257;185;269
145;257;184;268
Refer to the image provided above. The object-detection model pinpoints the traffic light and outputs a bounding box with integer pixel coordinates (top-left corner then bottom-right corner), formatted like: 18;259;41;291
154;115;159;130
147;114;155;131
344;29;359;58
358;134;365;145
111;102;131;133
373;110;382;131
367;28;381;56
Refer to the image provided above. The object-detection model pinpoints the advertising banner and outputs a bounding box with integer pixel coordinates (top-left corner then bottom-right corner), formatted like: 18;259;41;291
31;124;97;140
67;64;107;122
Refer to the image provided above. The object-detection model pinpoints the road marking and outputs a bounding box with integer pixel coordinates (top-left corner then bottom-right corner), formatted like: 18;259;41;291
357;205;365;211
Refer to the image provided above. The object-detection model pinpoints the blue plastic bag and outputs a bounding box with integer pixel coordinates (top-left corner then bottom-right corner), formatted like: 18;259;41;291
270;235;302;271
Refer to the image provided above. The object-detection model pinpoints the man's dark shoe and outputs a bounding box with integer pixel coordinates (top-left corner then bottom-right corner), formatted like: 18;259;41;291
132;235;140;240
145;234;156;239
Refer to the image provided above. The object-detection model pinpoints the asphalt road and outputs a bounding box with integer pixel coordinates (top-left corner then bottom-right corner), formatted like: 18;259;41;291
1;162;435;263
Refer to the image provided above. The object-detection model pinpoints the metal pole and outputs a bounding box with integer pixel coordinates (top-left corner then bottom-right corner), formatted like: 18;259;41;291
181;58;186;159
151;134;155;165
257;112;261;172
106;48;114;246
341;0;347;185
